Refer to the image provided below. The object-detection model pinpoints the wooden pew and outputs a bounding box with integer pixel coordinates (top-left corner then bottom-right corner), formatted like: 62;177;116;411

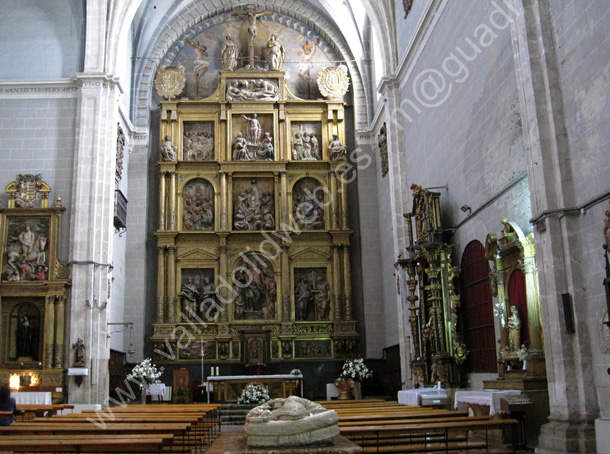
340;418;519;453
0;435;172;453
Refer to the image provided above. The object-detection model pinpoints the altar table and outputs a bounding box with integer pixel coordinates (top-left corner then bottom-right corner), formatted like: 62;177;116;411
454;389;521;416
398;388;450;406
207;374;303;403
12;391;52;405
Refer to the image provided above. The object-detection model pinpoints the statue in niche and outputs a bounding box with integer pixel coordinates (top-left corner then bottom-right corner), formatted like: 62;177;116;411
293;180;324;230
266;34;285;70
232;132;251;161
182;180;214;231
310;134;320;159
184;128;214;161
328;134;347;161
161;135;177;161
17;315;35;358
179;277;201;314
507;305;521;353
257;133;274;161
72;338;86;367
233;179;275;231
242;114;262;145
295;277;313;321
221;35;240;70
233;253;276;320
297;38;319;98
199;277;218;321
227;79;279;101
314;277;330;321
185;37;210;99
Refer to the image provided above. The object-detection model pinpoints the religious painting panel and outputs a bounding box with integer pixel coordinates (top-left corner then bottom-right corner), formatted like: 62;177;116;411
232;178;275;231
183;121;215;161
292;178;326;231
155;12;341;102
294;339;331;359
232;252;277;321
4;300;43;363
179;339;217;361
231;113;275;161
2;216;50;282
182;179;215;231
293;267;331;321
290;122;322;161
178;268;217;323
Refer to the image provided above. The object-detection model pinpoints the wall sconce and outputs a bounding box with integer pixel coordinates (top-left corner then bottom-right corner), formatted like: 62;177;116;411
460;205;472;215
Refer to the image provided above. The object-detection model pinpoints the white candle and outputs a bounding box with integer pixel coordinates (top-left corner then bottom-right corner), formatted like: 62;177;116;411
216;367;219;376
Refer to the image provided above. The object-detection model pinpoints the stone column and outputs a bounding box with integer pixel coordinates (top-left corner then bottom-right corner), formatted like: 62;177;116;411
332;245;342;320
343;246;352;320
220;172;227;230
509;1;596;451
43;296;55;368
281;244;291;322
329;173;338;230
158;173;166;231
218;245;229;322
169;172;177;230
156;247;166;323
54;296;65;369
166;246;177;323
523;236;543;355
280;171;288;226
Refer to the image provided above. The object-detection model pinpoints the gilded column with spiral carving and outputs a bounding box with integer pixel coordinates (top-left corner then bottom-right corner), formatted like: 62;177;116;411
54;296;65;368
166;246;176;323
156;247;166;323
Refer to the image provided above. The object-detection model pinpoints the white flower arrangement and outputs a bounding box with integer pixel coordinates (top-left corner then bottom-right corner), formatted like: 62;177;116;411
126;358;163;389
237;383;270;405
290;369;302;376
339;358;372;381
517;344;529;361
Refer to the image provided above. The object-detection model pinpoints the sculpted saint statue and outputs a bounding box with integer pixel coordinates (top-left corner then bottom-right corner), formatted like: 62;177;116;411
221;35;239;71
266;34;285;70
507;305;521;352
161;135;177;161
328;134;347;161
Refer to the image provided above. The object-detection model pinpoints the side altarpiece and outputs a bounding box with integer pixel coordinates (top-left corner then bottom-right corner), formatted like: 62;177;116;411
0;175;70;399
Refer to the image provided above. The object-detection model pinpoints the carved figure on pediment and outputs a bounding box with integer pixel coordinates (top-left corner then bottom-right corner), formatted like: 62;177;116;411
221;35;239;71
266;34;285;70
161;135;177;161
328;134;347;161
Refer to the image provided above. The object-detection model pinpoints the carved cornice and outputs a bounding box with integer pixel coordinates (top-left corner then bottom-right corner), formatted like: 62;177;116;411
0;80;78;99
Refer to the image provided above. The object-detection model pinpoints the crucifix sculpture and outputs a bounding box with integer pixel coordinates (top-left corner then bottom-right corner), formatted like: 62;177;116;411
232;6;272;69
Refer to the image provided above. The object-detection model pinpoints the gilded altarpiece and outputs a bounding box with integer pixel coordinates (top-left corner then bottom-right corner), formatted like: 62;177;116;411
398;185;466;387
0;175;70;398
152;71;357;367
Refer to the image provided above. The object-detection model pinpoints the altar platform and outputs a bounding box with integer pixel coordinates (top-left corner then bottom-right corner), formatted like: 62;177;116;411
207;375;303;403
224;434;362;454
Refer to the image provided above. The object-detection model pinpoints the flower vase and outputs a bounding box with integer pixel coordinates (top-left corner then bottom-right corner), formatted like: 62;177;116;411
141;387;147;404
334;379;354;400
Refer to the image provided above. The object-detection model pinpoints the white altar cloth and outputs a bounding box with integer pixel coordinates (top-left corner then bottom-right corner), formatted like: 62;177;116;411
206;374;303;403
398;388;449;406
454;389;521;415
13;391;52;405
146;383;166;396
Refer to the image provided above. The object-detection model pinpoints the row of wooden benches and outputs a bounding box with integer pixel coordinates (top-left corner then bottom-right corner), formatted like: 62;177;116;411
317;399;519;453
0;403;221;453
